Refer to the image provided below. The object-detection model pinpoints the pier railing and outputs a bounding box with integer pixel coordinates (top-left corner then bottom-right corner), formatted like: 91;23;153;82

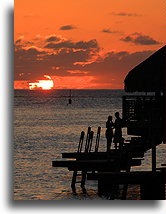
122;95;163;122
122;95;165;140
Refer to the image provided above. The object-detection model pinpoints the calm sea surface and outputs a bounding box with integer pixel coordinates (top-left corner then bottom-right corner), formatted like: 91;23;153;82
14;89;165;200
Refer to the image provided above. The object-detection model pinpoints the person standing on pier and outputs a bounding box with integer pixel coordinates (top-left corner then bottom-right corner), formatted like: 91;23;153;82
105;116;114;151
113;112;123;149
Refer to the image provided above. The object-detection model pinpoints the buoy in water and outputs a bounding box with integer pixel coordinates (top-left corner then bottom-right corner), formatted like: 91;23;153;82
69;98;72;104
68;89;72;104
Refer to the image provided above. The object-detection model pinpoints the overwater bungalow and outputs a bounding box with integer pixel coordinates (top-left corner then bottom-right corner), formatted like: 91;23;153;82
123;45;165;171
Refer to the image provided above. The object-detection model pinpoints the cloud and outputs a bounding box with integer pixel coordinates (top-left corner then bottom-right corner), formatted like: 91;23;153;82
101;29;119;34
44;39;99;50
121;33;160;45
14;36;100;81
82;50;154;88
67;70;89;75
15;34;157;89
51;76;97;89
14;45;48;80
110;12;141;17
15;37;34;48
46;35;61;42
59;25;76;30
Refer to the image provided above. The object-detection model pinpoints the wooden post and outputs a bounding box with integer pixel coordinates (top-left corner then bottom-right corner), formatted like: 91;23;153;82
71;171;77;193
151;91;160;172
122;96;126;121
140;171;165;199
162;90;165;145
140;182;160;200
149;100;156;172
152;142;156;172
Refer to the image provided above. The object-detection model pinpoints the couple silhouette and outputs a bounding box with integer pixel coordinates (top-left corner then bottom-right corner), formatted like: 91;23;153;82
105;112;123;151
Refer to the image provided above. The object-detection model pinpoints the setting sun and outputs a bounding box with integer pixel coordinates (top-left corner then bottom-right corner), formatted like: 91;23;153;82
29;75;54;90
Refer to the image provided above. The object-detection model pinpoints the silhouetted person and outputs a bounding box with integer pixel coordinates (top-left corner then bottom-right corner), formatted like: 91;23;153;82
105;116;114;151
113;112;123;149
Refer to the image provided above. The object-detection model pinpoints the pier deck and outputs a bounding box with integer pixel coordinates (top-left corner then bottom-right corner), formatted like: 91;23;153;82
52;125;165;199
52;155;143;171
61;151;144;159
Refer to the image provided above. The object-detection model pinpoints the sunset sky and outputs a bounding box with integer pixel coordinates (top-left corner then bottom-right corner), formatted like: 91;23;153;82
14;0;165;89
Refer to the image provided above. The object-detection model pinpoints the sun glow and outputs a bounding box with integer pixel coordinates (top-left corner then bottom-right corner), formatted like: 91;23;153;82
29;75;54;90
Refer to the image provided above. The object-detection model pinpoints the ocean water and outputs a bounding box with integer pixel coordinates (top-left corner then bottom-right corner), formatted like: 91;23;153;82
14;89;165;200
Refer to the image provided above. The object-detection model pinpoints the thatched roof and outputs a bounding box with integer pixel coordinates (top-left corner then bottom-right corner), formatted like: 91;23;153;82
124;46;165;92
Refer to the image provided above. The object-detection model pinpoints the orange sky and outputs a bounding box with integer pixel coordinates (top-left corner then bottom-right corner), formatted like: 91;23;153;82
14;0;165;89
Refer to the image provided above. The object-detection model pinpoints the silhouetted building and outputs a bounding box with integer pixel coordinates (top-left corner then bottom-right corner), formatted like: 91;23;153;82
122;46;165;170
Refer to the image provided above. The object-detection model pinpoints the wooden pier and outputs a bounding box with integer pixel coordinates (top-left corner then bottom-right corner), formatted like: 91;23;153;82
87;171;165;199
52;46;165;199
52;125;165;199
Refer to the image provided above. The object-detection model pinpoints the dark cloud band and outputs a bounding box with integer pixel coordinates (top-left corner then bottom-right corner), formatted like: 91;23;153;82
14;34;156;89
59;25;76;30
121;33;160;45
110;12;141;17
